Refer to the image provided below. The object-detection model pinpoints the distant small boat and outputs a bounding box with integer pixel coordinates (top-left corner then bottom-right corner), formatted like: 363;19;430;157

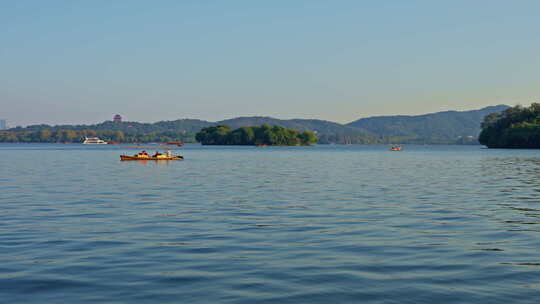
82;137;107;144
390;145;402;151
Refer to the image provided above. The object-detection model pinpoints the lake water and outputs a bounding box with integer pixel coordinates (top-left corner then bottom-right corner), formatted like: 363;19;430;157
1;144;540;303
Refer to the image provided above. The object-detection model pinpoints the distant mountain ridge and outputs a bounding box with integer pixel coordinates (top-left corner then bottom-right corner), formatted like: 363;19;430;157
4;105;510;144
215;117;379;144
347;105;509;144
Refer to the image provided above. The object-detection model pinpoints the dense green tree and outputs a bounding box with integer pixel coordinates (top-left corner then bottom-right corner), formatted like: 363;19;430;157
228;127;255;145
298;130;318;145
196;125;231;145
479;103;540;148
196;125;317;146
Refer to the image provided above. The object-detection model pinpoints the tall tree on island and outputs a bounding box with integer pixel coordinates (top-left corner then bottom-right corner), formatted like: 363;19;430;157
479;103;540;148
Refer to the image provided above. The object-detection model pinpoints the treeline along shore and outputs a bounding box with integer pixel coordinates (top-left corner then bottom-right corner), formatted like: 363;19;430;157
0;105;515;145
0;128;186;144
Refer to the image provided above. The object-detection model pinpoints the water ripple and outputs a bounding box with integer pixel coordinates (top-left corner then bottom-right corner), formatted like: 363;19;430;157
1;144;540;303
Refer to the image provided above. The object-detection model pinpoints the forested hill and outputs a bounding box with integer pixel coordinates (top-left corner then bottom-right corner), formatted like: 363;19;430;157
10;117;366;136
2;105;510;144
4;117;380;144
217;117;355;133
9;119;213;134
347;105;509;144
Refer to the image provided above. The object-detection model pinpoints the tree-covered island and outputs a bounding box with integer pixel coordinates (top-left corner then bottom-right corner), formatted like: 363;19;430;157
479;103;540;148
195;125;317;146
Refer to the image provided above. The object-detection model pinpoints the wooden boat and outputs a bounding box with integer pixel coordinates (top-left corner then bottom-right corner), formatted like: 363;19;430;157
390;145;402;151
120;155;183;161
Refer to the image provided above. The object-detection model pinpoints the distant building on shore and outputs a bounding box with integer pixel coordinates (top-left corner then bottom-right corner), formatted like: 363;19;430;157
113;114;122;123
0;119;6;130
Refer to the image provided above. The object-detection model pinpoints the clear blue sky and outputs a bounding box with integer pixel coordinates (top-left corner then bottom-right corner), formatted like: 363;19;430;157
1;0;539;126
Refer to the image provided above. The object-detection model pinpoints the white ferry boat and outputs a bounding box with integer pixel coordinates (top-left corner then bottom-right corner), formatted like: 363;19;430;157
82;137;108;144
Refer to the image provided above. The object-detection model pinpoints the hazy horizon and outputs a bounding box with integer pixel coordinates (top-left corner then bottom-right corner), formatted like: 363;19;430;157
1;1;539;127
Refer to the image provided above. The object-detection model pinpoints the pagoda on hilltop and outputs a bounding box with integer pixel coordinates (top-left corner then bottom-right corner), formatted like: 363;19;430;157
113;114;122;123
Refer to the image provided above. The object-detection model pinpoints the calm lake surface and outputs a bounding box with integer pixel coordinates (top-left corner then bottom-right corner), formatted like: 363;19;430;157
1;144;540;303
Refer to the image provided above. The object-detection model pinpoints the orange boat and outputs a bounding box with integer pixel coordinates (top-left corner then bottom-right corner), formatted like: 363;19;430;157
390;145;402;151
120;155;183;161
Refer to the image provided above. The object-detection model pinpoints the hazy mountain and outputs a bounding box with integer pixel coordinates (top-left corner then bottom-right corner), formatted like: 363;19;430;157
213;117;379;144
215;117;368;134
346;105;510;143
214;105;510;144
5;105;510;144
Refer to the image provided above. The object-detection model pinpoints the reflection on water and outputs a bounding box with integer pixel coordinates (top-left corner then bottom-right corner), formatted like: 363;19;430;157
120;159;179;168
1;144;540;303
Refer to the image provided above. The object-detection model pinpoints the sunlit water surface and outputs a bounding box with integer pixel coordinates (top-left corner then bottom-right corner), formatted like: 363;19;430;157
1;144;540;303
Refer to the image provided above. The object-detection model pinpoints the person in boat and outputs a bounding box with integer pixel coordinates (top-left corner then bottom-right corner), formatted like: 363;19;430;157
152;151;162;157
136;150;149;157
